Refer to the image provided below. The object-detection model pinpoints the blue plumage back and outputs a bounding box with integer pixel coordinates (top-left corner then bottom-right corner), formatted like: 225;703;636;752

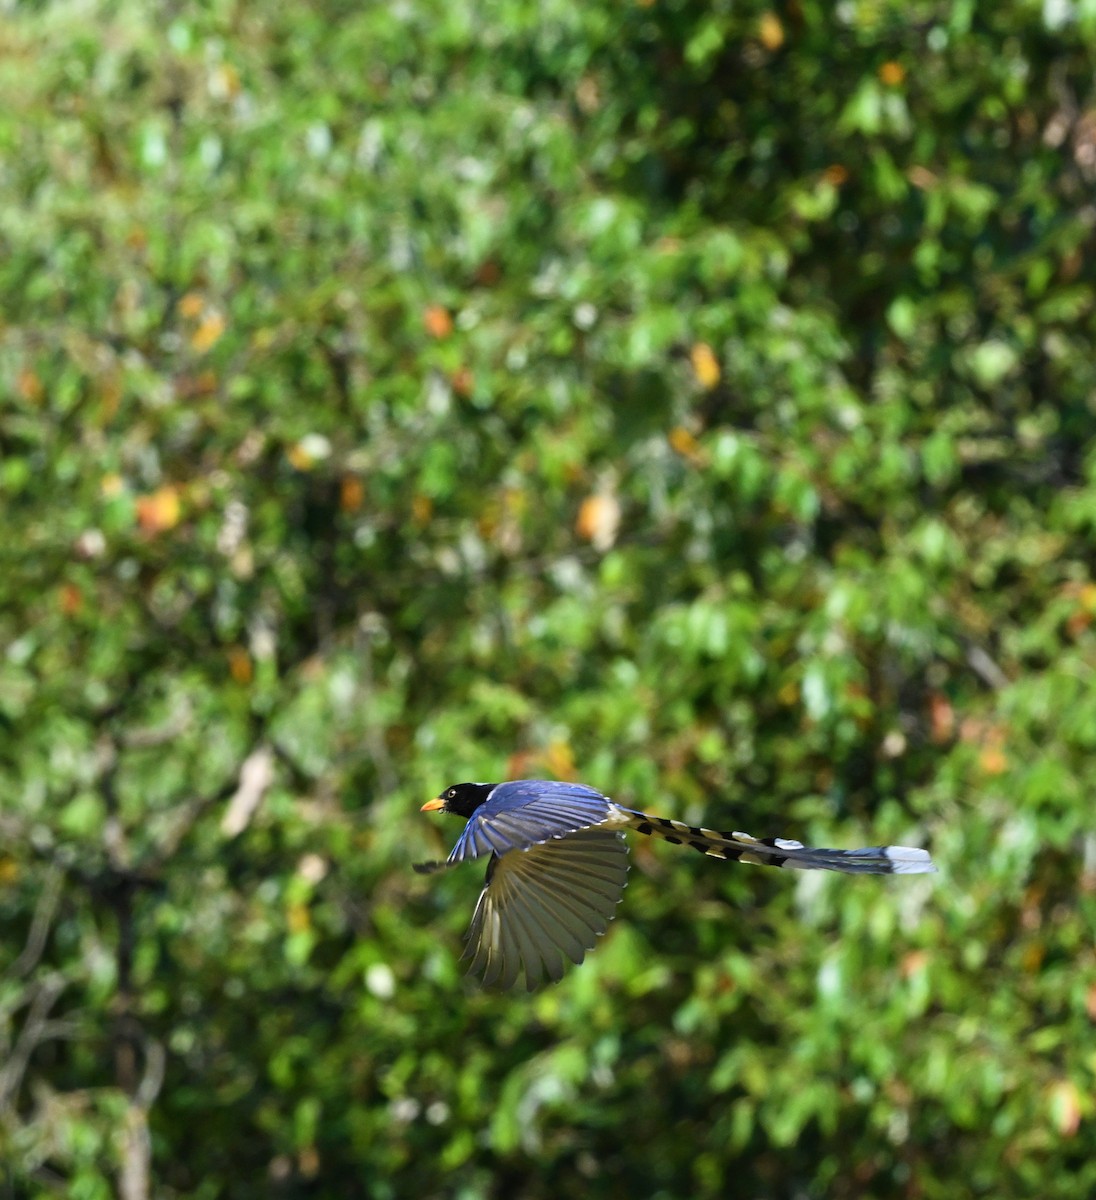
447;780;613;864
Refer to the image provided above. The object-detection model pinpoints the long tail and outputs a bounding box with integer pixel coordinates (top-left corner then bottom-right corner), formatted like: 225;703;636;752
620;810;935;875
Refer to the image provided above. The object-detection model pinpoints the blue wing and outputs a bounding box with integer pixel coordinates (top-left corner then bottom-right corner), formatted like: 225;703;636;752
446;780;614;865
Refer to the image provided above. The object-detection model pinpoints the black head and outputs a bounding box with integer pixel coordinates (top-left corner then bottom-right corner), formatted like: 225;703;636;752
422;782;496;820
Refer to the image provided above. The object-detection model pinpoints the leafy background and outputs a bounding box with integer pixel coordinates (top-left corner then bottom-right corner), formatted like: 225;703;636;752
3;1;1096;1196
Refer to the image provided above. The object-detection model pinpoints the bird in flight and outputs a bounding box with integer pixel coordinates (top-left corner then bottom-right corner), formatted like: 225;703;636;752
416;779;935;990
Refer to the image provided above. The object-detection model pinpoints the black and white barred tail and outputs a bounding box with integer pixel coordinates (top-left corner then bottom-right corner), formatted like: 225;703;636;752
617;810;935;875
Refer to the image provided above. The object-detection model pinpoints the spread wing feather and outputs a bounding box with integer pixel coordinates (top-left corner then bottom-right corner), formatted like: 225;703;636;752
463;828;628;991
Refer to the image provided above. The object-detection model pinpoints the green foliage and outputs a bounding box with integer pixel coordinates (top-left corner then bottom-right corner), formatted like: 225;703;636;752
3;1;1096;1196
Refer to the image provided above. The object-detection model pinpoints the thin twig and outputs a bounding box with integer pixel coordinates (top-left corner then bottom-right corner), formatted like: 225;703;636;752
3;862;63;981
965;644;1010;691
119;1105;150;1200
0;973;66;1113
117;1034;165;1200
220;745;276;837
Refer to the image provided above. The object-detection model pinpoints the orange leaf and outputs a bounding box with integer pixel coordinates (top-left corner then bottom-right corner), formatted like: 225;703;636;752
690;342;721;390
507;743;576;781
175;370;218;401
899;950;930;979
59;583;83;616
287;434;331;471
669;426;707;465
178;292;205;319
136;486;181;534
191;312;226;353
506;750;537;779
758;12;784;50
958;716;984;744
423;305;453;338
1066;582;1096;637
340;476;364;513
1066;609;1091;638
979;745;1008;776
17;367;43;403
227;645;252;684
907;165;939;190
879;61;906;86
210;63;241;100
287;444;312;471
576;493;621;551
823;163;849;186
545;740;576;781
451;366;474;397
928;692;955;743
412;494;433;525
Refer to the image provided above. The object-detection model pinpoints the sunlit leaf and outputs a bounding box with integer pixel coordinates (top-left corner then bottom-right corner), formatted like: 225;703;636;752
340;475;364;513
690;342;721;389
758;12;784;50
227;645;252;684
423;305;453;338
576;493;621;550
191;311;226;352
136;485;182;534
1048;1080;1083;1138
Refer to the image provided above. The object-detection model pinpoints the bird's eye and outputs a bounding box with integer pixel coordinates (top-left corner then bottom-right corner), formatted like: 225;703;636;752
447;788;457;799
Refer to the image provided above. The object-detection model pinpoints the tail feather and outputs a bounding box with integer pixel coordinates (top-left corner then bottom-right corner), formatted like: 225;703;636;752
623;811;935;875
